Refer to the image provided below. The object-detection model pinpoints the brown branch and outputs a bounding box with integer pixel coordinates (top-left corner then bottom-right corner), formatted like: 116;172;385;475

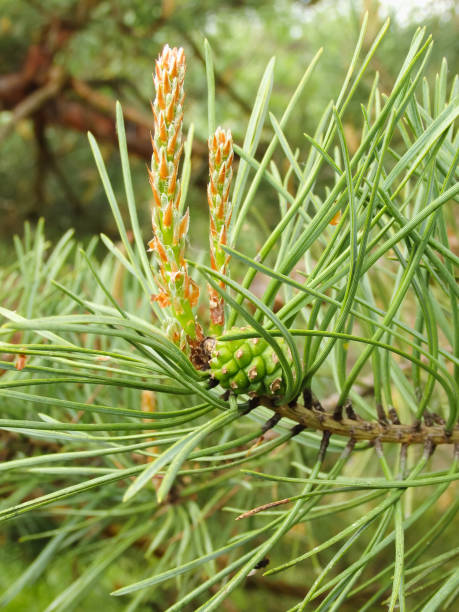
44;98;154;158
68;77;208;158
236;497;293;520
0;7;212;166
0;70;65;142
260;398;459;445
71;77;153;128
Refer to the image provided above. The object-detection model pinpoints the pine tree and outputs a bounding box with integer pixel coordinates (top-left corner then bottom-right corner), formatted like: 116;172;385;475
0;18;458;611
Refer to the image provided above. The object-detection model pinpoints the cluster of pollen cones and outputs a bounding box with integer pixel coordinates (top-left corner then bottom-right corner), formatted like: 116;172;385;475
148;44;233;345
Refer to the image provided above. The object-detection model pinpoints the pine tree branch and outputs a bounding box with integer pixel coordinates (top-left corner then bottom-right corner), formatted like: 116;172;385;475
260;398;459;445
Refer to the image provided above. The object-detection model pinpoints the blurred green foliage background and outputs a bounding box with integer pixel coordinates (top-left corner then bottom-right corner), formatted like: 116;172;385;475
0;0;457;264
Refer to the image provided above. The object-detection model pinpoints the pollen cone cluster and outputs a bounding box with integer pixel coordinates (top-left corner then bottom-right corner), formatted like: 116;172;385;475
209;327;292;397
148;44;200;340
207;127;233;331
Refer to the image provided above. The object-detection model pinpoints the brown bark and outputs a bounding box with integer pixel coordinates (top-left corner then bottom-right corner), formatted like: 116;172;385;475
0;8;151;159
0;7;210;162
260;398;459;445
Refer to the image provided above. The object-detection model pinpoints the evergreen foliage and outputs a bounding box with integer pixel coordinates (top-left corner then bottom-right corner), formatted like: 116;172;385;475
0;17;458;611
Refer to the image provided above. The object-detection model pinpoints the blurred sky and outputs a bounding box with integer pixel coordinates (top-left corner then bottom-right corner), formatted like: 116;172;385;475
378;0;458;24
301;0;458;25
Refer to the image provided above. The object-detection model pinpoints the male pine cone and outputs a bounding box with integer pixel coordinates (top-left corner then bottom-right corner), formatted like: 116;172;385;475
209;327;292;396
